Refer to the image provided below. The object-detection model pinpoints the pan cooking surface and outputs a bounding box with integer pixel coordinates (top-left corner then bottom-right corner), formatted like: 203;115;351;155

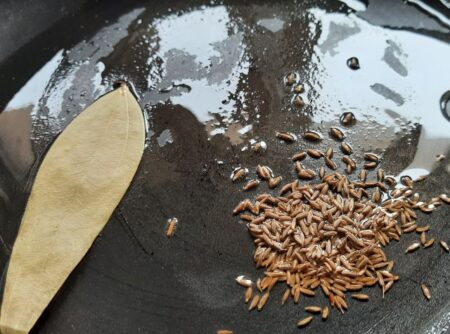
0;0;449;333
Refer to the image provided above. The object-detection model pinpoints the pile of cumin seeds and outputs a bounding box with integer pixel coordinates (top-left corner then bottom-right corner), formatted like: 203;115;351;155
232;126;449;328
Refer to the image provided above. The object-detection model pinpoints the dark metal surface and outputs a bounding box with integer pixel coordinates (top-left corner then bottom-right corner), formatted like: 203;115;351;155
0;0;449;333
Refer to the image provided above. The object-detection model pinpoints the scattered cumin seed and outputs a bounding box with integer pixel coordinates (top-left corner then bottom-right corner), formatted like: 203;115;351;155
307;149;323;159
324;157;337;170
326;147;334;159
352;293;369;301
256;165;272;180
252;141;267;153
293;95;305;107
285;73;297;86
439;241;449;252
268;176;282;189
405;242;421;253
329;127;345;141
416;225;430;233
421;284;431;300
385;176;396;187
322;306;329;320
217;330;233;334
340;112;356;126
297;316;313;328
424;238;435;248
440;194;450;204
364;161;377;169
166;218;178;237
243;179;260;191
245;287;253;303
231;167;248;182
420;232;427;245
377;168;385;182
400;175;413;188
292;151;307;161
305;306;321;313
363;152;379;162
340;142;353;155
303;130;323;142
276;131;296;143
236;275;252;288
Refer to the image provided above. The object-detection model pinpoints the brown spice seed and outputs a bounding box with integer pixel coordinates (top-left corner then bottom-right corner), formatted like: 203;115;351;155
342;156;356;168
217;330;233;334
166;218;178;237
340;142;353;155
285;73;296;86
303;131;323;142
377;168;385;182
245;287;253;303
440;194;450;204
292;151;307;162
243;179;260;191
424;238;435;248
329;127;346;141
256;165;272;180
416;225;430;233
252;141;267;153
305;306;321;313
325;157;337;170
364;161;377;169
268;176;282;189
364;152;379;162
297;316;313;328
299;287;316;296
400;175;413;188
307;149;323;159
293;95;305;107
236;275;252;288
276;131;297;143
325;147;334;159
297;169;316;180
340;112;356;126
359;169;367;182
233;199;251;215
405;242;421;253
322;306;329;320
385;176;397;187
352;293;369;301
439;241;449;252
240;214;253;221
420;232;427;245
231;167;248;182
421;284;431;300
319;167;325;179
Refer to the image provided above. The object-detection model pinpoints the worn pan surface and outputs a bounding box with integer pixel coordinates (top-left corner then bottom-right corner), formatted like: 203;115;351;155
0;0;449;333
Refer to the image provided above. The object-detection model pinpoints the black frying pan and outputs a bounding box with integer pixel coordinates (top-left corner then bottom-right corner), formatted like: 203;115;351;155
0;0;449;333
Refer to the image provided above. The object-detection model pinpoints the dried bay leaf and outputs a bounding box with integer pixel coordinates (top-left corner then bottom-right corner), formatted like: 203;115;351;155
0;84;145;334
